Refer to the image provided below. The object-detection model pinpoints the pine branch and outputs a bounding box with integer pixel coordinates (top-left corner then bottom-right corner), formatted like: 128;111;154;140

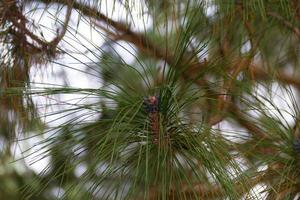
31;0;207;81
250;65;300;91
49;0;72;47
170;172;270;199
3;1;300;199
267;11;300;38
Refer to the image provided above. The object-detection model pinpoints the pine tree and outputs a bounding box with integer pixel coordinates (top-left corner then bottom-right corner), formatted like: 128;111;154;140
1;0;300;199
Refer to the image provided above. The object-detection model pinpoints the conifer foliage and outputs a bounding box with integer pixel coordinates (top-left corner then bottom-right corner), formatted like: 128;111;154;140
1;0;300;199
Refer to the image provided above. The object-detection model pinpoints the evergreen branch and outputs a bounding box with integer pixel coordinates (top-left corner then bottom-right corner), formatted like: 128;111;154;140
229;103;268;139
250;65;300;91
267;11;300;38
171;172;270;199
20;0;270;143
31;0;207;82
49;0;72;47
2;1;300;199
